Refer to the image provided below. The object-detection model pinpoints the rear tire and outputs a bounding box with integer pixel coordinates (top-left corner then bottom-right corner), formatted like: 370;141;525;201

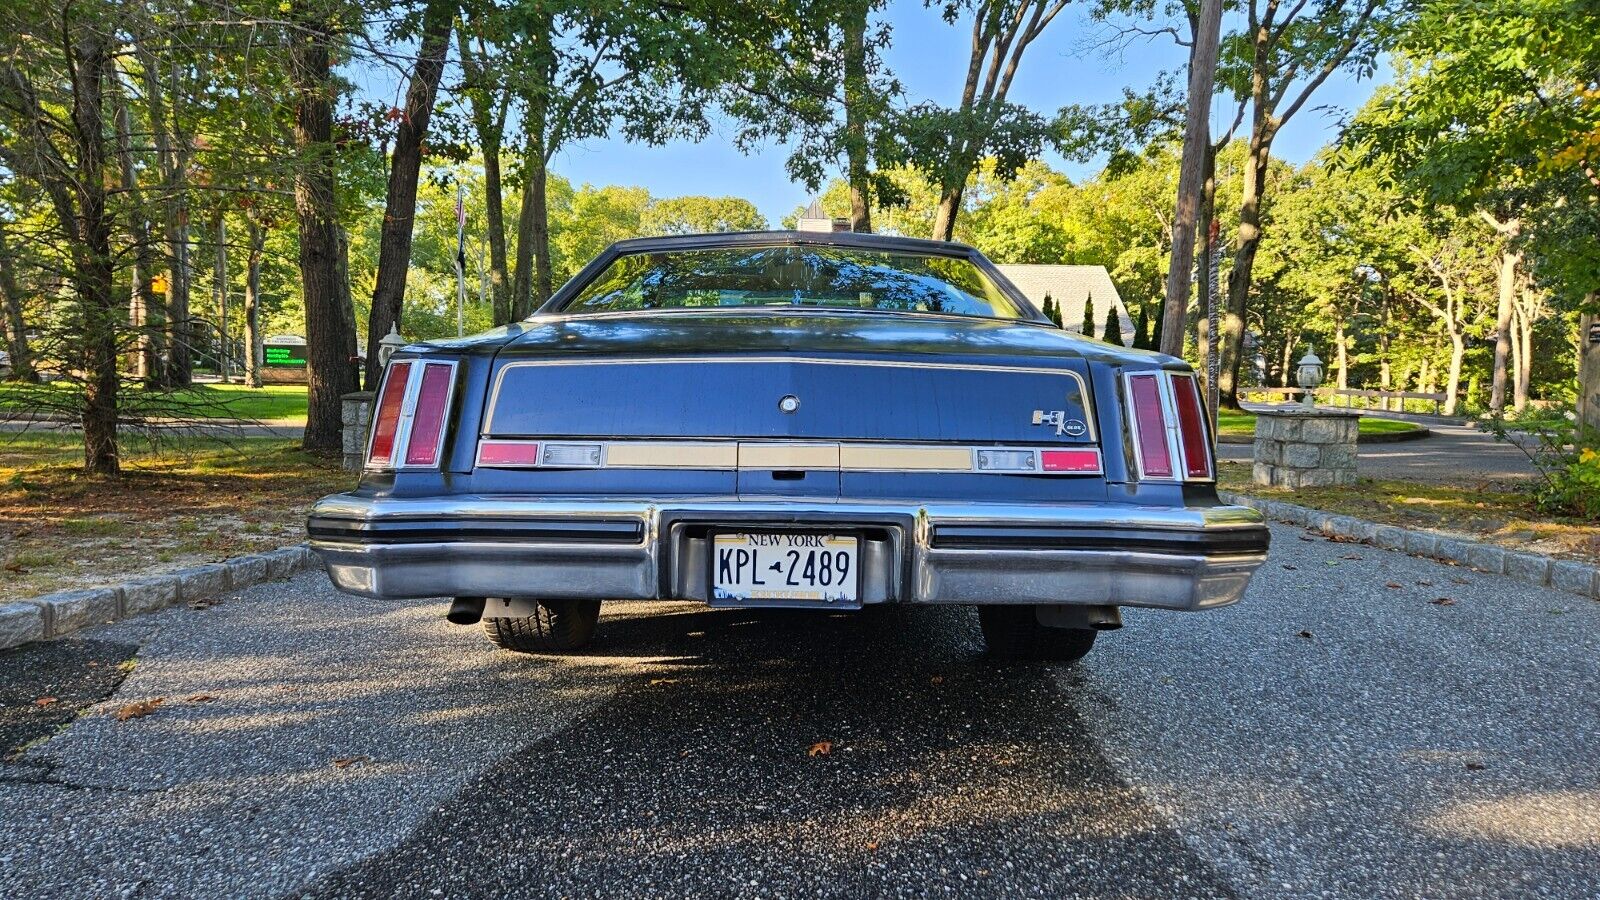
482;599;601;654
978;605;1098;663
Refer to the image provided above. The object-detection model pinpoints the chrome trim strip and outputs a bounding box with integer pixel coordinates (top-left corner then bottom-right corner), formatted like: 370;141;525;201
469;439;1106;475
485;355;1096;441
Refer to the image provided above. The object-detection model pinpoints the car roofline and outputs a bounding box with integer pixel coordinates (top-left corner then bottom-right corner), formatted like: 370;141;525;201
599;230;980;257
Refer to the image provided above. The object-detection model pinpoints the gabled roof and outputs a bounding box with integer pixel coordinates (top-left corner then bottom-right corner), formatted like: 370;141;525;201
994;264;1133;343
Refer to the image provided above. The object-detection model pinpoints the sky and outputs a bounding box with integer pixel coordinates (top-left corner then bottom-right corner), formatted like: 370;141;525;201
545;0;1391;227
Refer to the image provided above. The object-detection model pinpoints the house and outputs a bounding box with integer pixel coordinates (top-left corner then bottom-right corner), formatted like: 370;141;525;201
994;264;1133;344
795;199;849;233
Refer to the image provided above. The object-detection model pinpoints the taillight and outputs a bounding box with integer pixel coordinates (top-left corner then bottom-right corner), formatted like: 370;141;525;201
1124;370;1212;482
1126;373;1173;478
367;361;412;469
365;358;458;471
403;362;456;466
1169;373;1213;479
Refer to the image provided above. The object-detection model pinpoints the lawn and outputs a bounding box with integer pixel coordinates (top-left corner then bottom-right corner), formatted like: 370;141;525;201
1213;410;1423;438
0;431;350;601
0;382;308;423
1218;462;1600;565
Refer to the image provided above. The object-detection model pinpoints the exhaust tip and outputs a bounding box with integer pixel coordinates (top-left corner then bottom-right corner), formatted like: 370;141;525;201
446;596;486;626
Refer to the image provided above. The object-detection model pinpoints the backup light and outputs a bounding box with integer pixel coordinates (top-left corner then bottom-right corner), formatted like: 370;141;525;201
542;443;604;468
975;449;1036;472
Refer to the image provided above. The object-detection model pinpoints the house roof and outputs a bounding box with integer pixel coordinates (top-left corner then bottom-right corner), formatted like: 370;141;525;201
993;264;1133;343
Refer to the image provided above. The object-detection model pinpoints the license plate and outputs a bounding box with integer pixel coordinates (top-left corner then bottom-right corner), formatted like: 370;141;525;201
711;532;860;605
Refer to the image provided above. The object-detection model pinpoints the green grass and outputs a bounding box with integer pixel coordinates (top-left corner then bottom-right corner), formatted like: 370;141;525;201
0;381;307;422
1214;410;1423;438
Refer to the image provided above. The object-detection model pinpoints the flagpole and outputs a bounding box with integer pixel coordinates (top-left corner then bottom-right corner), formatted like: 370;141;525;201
455;182;467;337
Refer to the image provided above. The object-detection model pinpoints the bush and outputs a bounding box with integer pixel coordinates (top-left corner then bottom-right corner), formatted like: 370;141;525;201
1484;413;1600;518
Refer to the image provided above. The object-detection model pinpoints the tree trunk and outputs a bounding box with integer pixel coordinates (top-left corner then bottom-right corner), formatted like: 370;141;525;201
112;80;160;383
842;2;873;234
213;209;229;382
511;152;538;320
69;31;119;475
1194;144;1218;392
1489;244;1518;412
1219;130;1272;407
1160;0;1223;357
244;218;265;388
931;185;962;242
291;14;359;453
531;156;553;307
457;30;511;325
1577;304;1600;435
1335;319;1349;390
1445;330;1465;416
138;47;190;389
364;0;453;389
0;226;38;382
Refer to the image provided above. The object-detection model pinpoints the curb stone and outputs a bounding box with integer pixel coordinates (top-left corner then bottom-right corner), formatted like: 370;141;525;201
0;542;321;652
1222;491;1600;601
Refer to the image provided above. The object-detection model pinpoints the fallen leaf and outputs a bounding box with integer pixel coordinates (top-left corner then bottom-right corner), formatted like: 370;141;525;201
1342;553;1363;560
332;755;370;769
187;597;224;610
866;841;879;852
115;697;165;721
929;675;944;685
184;693;218;703
1298;535;1316;542
1296;630;1314;639
1281;564;1298;571
1430;597;1457;606
4;562;27;574
33;697;58;707
1450;576;1471;585
647;678;679;686
1416;579;1434;587
807;741;833;757
1384;582;1403;589
1464;760;1487;771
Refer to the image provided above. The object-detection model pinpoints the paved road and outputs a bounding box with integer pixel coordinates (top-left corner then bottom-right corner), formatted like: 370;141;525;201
1219;421;1539;483
3;526;1597;898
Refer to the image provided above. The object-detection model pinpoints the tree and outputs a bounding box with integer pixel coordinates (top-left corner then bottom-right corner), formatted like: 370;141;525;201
364;0;455;389
728;0;899;232
1160;0;1224;356
289;2;360;453
0;224;37;381
456;1;515;325
1081;294;1096;336
1215;0;1390;408
1042;294;1057;325
900;0;1070;240
641;196;766;235
1103;303;1124;345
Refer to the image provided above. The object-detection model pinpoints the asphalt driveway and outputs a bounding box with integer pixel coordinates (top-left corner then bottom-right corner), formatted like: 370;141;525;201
2;525;1597;898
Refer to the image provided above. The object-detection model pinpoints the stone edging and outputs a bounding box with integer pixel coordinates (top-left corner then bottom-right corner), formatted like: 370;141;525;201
1215;426;1432;445
1221;491;1600;600
0;544;324;652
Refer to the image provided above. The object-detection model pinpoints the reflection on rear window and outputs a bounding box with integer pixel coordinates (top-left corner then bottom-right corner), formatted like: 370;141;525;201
561;246;1028;320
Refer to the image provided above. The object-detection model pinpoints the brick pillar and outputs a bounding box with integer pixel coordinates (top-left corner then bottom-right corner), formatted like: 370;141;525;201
341;391;374;472
1252;407;1362;489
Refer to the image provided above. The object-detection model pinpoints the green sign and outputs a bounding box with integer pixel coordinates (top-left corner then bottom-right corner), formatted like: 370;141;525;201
264;344;308;367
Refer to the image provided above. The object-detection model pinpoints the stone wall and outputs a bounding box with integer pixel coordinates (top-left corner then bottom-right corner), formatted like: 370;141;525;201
342;391;374;471
1252;407;1362;488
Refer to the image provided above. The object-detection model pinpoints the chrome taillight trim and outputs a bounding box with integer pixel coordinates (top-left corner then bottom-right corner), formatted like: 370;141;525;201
365;359;459;472
1122;370;1213;483
1168;372;1215;480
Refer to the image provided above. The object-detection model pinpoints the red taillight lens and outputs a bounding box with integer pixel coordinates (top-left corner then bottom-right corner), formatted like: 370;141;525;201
1170;374;1213;479
367;361;412;468
1040;448;1102;473
403;362;455;466
1127;373;1173;478
477;440;541;467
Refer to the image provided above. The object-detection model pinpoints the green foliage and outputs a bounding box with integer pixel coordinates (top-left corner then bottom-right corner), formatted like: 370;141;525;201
1102;304;1124;345
1484;415;1600;518
1042;295;1060;327
1134;304;1151;349
641;196;767;235
1080;294;1095;336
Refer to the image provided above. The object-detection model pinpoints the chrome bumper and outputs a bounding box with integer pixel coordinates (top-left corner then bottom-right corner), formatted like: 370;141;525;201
306;495;1269;611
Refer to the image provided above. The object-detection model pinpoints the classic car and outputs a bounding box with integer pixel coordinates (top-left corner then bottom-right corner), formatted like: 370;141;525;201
307;231;1270;662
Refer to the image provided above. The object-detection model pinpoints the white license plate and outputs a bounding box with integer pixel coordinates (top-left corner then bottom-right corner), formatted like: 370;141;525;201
711;533;859;604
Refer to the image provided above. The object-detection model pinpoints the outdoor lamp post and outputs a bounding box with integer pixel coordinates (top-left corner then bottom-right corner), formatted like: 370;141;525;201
378;324;407;368
1296;350;1325;407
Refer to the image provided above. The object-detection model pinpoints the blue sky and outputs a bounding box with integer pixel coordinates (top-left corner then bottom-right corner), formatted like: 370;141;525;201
548;0;1389;226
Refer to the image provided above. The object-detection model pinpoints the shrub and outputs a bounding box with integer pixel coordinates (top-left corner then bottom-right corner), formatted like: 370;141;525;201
1484;413;1600;519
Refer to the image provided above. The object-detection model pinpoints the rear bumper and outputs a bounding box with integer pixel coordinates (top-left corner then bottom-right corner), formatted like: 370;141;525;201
307;494;1269;611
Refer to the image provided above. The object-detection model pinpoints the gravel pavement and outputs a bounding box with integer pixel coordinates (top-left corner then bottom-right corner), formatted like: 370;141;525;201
2;526;1597;898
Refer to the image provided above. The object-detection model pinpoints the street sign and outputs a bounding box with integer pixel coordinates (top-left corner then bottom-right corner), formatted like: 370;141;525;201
264;344;308;367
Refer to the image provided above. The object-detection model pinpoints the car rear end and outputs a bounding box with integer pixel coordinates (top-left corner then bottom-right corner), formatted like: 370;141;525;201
306;232;1269;659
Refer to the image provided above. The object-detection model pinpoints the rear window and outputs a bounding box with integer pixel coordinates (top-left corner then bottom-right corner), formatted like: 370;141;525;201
560;245;1029;320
